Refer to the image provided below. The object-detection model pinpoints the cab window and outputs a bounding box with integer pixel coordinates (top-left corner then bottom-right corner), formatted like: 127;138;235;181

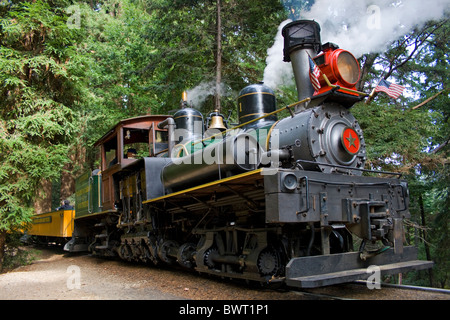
123;128;150;159
104;136;118;169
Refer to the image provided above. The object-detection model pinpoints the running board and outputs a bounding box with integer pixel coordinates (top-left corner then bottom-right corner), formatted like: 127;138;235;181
286;246;433;288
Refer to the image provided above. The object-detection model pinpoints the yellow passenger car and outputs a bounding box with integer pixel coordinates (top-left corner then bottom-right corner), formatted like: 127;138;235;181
28;210;75;243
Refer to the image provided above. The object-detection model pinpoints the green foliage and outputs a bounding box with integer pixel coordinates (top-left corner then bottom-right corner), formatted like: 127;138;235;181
0;0;447;286
142;0;286;115
352;99;439;173
1;232;38;272
0;0;287;231
76;0;287;145
0;0;88;231
354;16;450;287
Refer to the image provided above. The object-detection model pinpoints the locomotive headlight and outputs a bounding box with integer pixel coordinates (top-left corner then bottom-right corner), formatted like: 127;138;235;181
335;51;360;86
313;44;361;91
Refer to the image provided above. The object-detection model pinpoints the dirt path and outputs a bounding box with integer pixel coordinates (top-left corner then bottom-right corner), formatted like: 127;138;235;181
0;246;448;302
0;246;304;301
0;247;183;300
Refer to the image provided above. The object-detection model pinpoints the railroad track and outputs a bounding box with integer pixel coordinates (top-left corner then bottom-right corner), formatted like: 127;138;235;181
290;289;358;300
288;281;450;300
355;280;450;294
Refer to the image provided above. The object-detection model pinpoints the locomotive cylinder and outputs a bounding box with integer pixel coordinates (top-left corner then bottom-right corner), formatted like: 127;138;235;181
161;132;262;191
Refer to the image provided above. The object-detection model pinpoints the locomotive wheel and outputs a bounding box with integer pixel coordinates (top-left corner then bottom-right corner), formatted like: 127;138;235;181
141;243;152;263
130;242;142;262
204;247;219;269
157;240;178;264
147;241;160;266
119;243;133;261
177;243;197;269
257;247;282;277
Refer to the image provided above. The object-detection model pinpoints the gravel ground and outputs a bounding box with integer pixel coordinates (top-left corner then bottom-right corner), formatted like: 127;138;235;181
0;247;181;300
0;246;448;302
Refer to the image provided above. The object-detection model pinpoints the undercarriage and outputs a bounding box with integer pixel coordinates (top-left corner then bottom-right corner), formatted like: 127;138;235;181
66;168;432;288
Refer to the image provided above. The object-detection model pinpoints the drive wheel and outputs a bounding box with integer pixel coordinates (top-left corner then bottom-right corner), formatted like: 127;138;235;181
204;247;219;270
157;240;178;264
257;247;282;277
177;243;196;269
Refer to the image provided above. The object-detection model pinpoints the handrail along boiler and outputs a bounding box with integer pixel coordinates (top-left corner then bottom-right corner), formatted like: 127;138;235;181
64;20;433;288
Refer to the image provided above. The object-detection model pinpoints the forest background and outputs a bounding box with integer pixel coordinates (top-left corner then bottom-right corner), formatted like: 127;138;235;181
0;0;448;288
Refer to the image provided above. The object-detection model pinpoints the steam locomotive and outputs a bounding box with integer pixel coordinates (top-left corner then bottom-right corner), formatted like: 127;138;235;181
60;20;432;288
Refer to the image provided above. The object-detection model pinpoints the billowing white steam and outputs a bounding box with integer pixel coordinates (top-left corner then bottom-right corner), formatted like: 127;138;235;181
186;81;218;107
262;0;449;90
262;19;294;90
303;0;450;58
186;81;234;108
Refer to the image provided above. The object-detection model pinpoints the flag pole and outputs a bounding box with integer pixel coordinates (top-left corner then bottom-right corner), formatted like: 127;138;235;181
365;72;385;104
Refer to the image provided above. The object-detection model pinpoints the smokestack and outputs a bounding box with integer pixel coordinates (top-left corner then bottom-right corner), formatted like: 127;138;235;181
282;20;322;111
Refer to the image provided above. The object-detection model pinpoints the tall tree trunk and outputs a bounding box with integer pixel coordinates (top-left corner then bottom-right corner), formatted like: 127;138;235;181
357;53;378;91
60;161;75;202
60;127;88;204
419;194;434;286
0;230;6;273
33;179;52;214
215;0;222;112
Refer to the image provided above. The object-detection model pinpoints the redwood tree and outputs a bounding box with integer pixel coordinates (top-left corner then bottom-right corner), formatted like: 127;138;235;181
0;0;87;269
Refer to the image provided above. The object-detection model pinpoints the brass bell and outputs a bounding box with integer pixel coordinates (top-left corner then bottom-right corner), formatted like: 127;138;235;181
208;110;227;131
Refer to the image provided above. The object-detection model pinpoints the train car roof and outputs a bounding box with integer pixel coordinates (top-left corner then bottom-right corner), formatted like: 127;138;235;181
93;114;170;147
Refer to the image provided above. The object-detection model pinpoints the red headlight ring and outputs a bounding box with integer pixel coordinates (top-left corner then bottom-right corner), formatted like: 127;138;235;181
329;49;361;88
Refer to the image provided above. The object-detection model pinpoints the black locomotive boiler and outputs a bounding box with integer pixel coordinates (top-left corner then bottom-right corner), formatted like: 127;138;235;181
65;20;433;288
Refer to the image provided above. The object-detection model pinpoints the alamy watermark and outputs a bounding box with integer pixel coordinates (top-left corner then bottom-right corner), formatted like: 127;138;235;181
366;265;381;289
67;265;81;289
366;5;381;30
66;5;81;30
170;126;282;175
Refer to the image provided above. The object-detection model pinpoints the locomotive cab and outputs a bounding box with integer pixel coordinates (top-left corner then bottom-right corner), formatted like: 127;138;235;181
94;115;170;211
66;115;171;253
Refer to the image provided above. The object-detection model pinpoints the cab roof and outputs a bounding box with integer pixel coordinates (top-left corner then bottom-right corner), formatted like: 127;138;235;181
93;114;170;147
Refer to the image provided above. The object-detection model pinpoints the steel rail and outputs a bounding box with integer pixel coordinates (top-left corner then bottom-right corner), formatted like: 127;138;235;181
354;280;450;294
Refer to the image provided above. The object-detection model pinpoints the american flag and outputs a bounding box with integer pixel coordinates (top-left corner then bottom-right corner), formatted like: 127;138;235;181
374;79;405;99
308;56;321;92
